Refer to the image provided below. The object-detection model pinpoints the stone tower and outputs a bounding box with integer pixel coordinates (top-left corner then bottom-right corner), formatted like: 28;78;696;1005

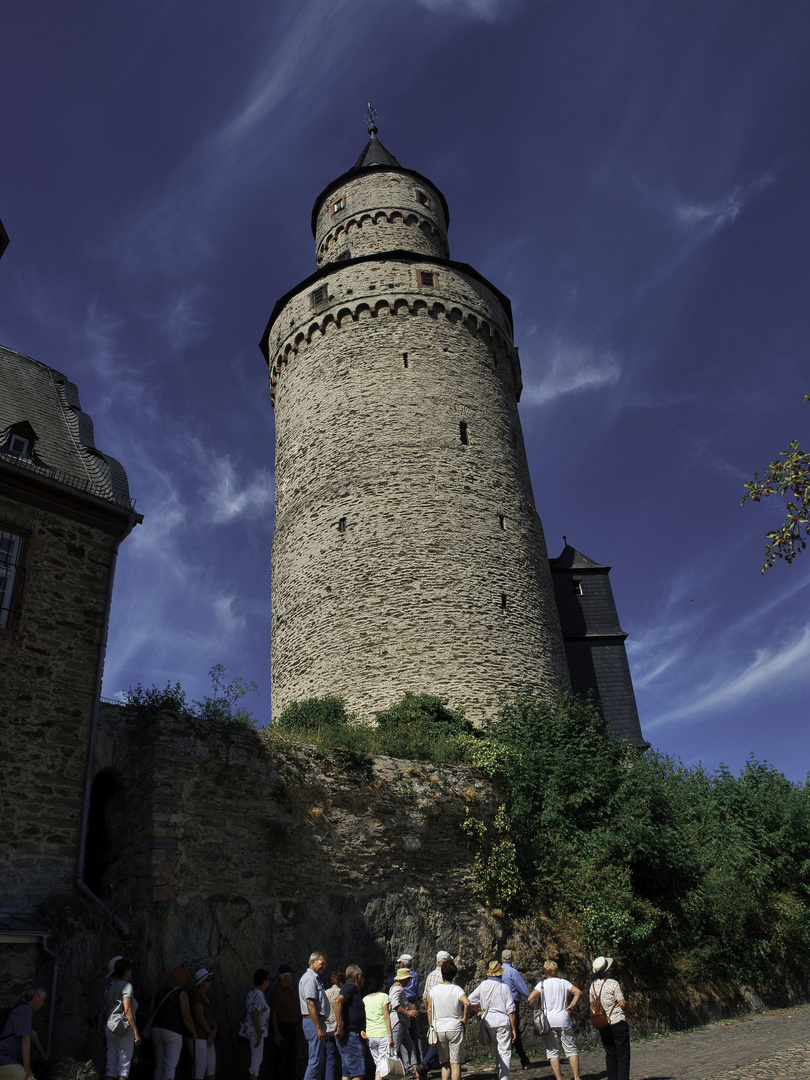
261;124;569;724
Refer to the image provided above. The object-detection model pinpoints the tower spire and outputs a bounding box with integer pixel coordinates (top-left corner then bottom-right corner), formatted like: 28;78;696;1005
353;104;399;169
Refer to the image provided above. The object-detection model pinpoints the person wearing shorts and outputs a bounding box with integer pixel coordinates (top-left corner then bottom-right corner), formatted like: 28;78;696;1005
527;961;582;1080
426;960;469;1080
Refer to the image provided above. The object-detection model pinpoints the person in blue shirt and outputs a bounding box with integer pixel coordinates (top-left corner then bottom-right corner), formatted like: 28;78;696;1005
500;950;532;1069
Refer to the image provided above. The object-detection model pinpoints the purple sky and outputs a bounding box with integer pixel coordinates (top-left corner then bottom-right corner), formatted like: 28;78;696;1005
3;1;808;782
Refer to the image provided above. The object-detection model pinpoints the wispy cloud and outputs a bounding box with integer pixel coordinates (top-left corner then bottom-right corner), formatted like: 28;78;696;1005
667;172;775;237
645;622;810;730
520;333;621;406
155;287;210;353
409;0;523;20
202;455;275;525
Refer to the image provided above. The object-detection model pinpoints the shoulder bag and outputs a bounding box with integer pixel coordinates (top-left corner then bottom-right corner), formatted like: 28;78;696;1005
477;983;498;1047
532;983;550;1036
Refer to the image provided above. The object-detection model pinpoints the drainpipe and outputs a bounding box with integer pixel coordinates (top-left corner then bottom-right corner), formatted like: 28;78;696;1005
74;510;140;940
40;934;59;1058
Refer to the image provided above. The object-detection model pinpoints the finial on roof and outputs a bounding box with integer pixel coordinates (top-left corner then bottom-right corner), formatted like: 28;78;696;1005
365;102;378;136
563;535;567;545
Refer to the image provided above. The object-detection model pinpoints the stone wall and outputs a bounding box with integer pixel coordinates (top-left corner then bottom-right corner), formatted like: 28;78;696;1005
0;492;119;907
69;705;507;1071
267;256;568;723
315;171;449;267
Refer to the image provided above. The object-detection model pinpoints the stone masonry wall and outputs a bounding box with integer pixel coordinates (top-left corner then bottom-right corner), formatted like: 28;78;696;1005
78;706;510;1072
0;493;118;907
268;257;568;722
315;171;448;267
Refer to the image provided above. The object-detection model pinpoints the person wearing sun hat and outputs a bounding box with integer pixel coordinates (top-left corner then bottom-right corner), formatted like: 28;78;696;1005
467;962;516;1080
590;958;629;1080
187;968;217;1080
389;967;420;1078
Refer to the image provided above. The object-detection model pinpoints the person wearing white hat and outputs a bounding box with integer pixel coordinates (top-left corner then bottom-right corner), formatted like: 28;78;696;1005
420;950;453;1073
187;969;217;1080
589;958;629;1080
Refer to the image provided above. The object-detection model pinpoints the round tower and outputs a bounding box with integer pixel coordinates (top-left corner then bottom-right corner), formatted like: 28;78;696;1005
261;124;568;724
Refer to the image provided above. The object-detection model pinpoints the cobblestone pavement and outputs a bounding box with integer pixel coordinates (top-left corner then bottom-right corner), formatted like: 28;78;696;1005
463;1005;810;1080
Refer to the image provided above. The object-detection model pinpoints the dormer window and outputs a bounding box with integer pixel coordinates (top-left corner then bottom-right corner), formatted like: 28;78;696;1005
416;189;431;209
8;435;29;459
2;421;38;461
418;271;436;288
332;196;345;214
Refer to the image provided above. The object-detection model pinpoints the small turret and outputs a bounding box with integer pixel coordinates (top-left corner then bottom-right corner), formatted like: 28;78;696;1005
312;119;449;268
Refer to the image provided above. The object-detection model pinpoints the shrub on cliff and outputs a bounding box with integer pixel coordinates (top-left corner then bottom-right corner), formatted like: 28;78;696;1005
275;695;352;734
125;665;258;729
375;692;474;762
463;690;810;987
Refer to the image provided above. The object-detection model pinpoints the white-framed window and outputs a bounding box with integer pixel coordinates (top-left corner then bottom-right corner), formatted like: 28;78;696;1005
8;435;30;458
332;196;345;214
0;530;24;629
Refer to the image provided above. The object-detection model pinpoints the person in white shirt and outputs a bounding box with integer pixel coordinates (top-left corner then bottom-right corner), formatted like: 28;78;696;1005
468;961;516;1080
527;961;582;1080
425;960;470;1080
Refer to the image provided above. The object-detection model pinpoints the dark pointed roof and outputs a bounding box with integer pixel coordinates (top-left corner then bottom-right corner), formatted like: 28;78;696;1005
353;128;400;169
549;543;610;571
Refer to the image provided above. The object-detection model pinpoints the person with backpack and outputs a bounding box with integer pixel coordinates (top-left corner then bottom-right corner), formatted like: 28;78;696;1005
0;986;47;1080
589;957;629;1080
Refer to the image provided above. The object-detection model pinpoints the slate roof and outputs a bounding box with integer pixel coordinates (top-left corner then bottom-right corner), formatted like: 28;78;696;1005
549;542;609;571
353;131;401;169
0;344;135;509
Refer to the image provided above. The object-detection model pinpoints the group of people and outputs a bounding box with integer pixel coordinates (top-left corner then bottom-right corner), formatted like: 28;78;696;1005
296;948;630;1080
1;947;629;1080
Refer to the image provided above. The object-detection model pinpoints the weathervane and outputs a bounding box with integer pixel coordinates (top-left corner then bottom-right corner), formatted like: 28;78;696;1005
365;102;378;135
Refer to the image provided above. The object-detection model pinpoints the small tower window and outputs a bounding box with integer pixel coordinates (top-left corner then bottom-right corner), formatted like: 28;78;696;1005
310;286;327;307
332;196;345;214
459;422;469;446
418;270;436;288
416;190;431;208
572;580;583;595
403;353;408;368
498;515;505;530
501;593;508;610
338;517;347;533
336;250;350;262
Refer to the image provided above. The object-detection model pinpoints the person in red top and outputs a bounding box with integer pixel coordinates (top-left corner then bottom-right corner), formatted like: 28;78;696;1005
270;964;299;1080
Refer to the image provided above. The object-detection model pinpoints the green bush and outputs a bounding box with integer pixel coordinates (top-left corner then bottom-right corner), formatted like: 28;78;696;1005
375;692;474;762
461;690;810;985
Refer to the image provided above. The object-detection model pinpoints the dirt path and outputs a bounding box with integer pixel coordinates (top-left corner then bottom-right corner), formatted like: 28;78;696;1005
464;1004;810;1080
